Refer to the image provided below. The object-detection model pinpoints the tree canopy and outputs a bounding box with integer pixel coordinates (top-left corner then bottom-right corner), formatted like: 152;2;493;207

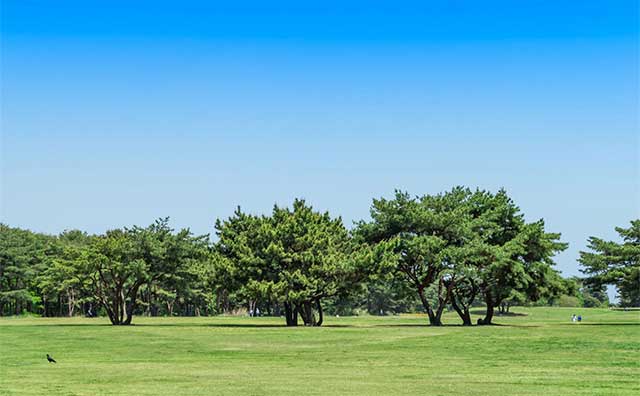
216;199;375;326
2;187;620;326
580;220;640;307
356;187;567;325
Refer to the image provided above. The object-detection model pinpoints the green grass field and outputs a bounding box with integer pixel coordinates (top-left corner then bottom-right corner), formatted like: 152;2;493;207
1;308;638;396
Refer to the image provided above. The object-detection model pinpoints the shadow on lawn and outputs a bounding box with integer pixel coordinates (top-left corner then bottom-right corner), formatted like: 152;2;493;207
137;323;287;328
469;310;528;317
17;315;557;328
24;322;509;329
133;322;518;328
28;320;636;328
559;322;640;326
19;322;287;328
21;323;114;327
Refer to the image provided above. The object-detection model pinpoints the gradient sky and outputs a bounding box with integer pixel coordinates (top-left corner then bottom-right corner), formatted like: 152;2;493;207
1;1;638;281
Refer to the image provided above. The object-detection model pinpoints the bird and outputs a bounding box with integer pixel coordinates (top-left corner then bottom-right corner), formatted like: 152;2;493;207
46;354;57;363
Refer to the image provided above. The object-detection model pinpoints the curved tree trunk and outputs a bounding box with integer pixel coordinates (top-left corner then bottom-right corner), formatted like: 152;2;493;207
482;304;495;325
479;291;496;325
449;295;472;326
296;300;324;327
417;287;443;326
315;299;323;327
448;280;478;326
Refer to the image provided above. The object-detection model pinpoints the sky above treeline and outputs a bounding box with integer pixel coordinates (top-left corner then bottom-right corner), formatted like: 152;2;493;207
1;1;638;279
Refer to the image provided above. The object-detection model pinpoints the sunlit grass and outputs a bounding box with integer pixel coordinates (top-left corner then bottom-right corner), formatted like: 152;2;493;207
1;307;638;395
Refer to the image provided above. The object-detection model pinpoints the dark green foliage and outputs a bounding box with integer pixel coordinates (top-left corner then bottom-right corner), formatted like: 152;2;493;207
4;187;627;325
580;220;640;307
356;187;567;326
84;218;210;325
0;224;52;315
355;189;470;325
463;190;568;324
215;199;375;326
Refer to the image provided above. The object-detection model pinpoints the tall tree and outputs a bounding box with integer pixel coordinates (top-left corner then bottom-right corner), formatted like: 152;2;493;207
358;188;566;326
268;199;362;326
38;230;93;317
0;224;52;316
580;220;640;307
355;189;470;326
463;190;567;325
215;208;276;317
64;219;209;325
216;200;370;326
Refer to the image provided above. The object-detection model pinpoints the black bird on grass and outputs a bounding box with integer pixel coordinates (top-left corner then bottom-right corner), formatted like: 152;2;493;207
46;354;56;363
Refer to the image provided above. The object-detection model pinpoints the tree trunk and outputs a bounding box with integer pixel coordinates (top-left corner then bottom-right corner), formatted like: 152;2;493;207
67;289;75;317
284;302;298;326
449;295;472;326
123;284;142;325
461;309;472;326
479;292;495;325
300;301;318;326
483;304;495;325
315;299;323;327
167;300;174;316
417;287;442;326
123;297;137;325
433;301;446;326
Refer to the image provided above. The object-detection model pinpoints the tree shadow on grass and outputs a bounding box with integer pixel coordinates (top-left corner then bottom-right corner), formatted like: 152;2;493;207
8;318;534;329
11;323;114;327
26;322;634;329
558;322;640;326
469;310;528;317
13;322;287;328
137;323;288;328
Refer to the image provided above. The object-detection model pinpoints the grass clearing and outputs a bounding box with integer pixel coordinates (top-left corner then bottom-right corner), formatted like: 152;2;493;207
1;307;638;395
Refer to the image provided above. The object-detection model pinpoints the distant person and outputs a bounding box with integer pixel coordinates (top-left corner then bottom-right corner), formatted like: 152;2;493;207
255;308;260;317
249;309;254;317
577;315;582;322
571;314;576;322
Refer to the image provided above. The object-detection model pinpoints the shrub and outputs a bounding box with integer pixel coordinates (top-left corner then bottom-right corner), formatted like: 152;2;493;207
558;295;581;307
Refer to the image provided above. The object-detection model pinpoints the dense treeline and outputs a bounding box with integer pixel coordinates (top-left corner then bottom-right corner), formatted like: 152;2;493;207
0;187;635;325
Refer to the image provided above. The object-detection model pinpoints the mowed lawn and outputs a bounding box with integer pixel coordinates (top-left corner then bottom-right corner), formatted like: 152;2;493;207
0;308;638;396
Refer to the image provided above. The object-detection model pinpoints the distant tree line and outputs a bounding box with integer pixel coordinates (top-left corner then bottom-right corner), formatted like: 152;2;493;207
0;187;636;325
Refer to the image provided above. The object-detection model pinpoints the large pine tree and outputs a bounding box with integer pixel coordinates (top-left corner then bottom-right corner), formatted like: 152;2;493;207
580;220;640;307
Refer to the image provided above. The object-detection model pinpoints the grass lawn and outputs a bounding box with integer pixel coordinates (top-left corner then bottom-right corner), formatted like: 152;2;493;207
0;307;638;395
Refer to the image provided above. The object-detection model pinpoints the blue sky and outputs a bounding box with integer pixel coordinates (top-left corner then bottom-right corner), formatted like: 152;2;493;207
1;1;638;280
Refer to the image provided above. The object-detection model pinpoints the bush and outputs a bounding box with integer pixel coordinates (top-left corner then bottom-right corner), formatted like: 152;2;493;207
582;295;604;308
558;295;581;307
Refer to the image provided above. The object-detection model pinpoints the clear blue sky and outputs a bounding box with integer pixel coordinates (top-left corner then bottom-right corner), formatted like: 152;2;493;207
1;1;638;279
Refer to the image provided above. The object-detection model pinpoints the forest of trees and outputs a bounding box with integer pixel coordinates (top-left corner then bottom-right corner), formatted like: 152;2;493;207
0;187;634;326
